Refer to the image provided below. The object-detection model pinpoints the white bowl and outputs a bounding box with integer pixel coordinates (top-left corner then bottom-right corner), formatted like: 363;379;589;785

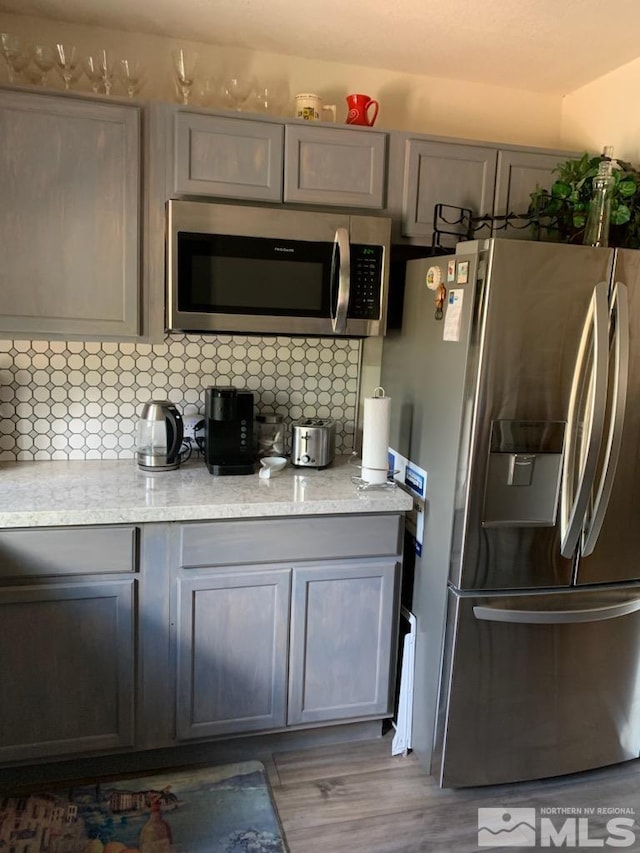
259;456;288;478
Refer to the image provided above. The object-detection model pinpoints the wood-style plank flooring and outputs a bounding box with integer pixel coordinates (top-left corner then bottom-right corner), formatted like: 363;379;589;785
267;733;640;852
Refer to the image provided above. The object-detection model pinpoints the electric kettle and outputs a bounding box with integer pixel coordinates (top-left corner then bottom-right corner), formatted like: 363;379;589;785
136;400;190;471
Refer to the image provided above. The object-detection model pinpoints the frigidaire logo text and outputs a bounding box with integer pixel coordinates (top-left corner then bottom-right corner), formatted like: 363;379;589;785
273;247;295;253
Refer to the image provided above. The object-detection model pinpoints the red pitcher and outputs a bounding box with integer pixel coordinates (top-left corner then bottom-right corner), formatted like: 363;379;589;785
346;93;379;126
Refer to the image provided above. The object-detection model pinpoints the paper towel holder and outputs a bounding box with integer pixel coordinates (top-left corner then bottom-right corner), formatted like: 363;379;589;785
353;386;397;491
349;452;398;491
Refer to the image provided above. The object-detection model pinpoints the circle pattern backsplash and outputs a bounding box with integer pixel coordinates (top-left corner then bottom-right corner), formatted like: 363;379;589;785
0;334;361;461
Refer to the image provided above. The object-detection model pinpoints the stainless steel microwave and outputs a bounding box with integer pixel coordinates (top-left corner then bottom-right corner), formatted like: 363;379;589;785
166;200;391;337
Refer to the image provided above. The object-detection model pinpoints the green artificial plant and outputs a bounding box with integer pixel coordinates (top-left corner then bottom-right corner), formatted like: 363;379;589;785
528;151;640;248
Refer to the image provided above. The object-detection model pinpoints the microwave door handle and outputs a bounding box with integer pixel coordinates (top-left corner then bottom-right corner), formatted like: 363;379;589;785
332;227;351;334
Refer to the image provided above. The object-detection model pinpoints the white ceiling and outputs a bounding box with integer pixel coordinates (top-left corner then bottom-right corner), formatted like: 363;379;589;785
2;0;640;95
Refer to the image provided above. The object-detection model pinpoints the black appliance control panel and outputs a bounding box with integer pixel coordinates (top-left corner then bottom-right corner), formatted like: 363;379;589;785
349;245;384;319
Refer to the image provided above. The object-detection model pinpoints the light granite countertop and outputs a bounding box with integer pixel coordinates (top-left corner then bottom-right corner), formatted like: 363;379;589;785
0;455;413;528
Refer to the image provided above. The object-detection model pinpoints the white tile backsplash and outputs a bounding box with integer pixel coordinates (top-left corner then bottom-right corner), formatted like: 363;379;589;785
0;333;361;461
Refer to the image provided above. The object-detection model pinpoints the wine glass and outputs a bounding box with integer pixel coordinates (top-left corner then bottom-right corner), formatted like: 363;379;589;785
1;33;29;83
223;76;254;111
31;44;55;85
172;48;197;105
251;83;288;115
55;43;81;90
119;57;144;99
98;49;116;96
197;76;221;108
84;54;103;93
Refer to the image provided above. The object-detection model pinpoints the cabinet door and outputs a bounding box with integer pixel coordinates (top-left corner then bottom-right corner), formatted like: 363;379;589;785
493;149;566;240
284;124;387;208
0;579;136;763
288;560;398;725
0;90;140;338
402;139;497;246
174;112;284;201
176;568;290;738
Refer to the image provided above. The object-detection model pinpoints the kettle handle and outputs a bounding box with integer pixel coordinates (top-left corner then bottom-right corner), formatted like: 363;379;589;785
165;407;184;464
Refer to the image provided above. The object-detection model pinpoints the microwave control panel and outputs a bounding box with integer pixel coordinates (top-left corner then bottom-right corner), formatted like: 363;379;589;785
349;245;384;319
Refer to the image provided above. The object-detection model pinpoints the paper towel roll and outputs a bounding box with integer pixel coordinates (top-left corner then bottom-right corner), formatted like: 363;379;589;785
362;388;391;485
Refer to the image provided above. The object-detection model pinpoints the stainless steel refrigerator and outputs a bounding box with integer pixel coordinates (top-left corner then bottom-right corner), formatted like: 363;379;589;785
381;238;640;787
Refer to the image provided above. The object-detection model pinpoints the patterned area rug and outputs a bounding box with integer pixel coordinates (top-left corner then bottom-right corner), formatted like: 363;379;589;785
0;760;289;853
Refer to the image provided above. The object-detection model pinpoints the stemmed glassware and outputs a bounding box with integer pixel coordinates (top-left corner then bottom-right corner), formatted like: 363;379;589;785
84;54;103;93
119;57;144;99
1;33;29;82
172;48;197;105
31;44;55;85
98;49;115;96
223;76;254;111
84;49;115;95
54;43;81;90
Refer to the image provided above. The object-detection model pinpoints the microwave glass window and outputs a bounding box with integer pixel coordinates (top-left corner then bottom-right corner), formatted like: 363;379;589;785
178;233;332;317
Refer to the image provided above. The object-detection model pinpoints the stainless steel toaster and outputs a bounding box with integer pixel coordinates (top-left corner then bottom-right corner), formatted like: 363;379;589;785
291;418;336;468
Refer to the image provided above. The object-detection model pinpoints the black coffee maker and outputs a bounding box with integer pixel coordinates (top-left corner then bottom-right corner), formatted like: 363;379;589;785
204;387;255;475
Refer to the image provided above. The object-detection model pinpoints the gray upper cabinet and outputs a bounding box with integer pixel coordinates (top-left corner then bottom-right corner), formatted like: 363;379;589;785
174;112;284;201
492;149;568;240
0;89;140;339
401;139;497;246
175;567;290;739
284;124;387;208
288;559;399;725
170;110;387;209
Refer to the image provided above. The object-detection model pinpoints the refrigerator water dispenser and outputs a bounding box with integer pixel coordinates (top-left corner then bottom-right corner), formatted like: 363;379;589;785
482;420;565;526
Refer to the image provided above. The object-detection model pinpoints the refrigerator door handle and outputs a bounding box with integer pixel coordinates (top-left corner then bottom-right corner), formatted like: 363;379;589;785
474;598;640;624
560;282;609;558
582;282;630;556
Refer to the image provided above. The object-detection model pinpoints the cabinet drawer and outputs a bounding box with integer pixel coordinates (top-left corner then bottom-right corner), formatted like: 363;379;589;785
0;526;138;578
179;514;403;567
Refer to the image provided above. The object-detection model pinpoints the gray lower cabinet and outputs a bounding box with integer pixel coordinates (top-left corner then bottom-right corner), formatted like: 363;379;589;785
0;525;138;764
284;124;387;208
0;88;141;339
0;579;136;763
175;567;290;739
288;559;398;725
0;515;402;765
401;139;498;246
173;514;402;739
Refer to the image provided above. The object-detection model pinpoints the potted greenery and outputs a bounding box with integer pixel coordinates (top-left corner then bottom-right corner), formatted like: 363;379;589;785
528;151;640;248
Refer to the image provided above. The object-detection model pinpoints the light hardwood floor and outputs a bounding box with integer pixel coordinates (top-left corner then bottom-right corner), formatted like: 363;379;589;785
267;732;640;852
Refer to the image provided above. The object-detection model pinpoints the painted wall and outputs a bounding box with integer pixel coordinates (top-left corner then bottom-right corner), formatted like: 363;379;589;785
561;57;640;164
0;11;566;147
